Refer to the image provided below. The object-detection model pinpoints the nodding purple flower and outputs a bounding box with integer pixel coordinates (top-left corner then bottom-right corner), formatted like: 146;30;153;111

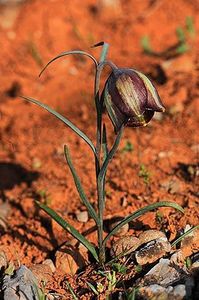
101;68;165;132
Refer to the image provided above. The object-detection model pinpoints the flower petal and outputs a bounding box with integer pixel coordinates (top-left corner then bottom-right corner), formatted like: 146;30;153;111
134;70;165;112
104;85;128;132
127;110;154;127
108;69;147;117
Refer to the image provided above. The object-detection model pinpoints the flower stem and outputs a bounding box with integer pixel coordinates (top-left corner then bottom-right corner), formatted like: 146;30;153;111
94;43;109;264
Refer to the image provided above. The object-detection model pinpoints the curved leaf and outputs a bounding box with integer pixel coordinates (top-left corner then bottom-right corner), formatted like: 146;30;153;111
39;50;98;77
21;96;96;155
36;201;99;262
103;201;184;246
171;224;199;248
64;145;99;225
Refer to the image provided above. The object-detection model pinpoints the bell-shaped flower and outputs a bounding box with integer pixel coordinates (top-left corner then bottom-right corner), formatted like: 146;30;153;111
101;68;165;132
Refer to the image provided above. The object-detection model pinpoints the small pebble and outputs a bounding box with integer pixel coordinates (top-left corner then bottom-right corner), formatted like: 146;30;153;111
190;261;199;274
153;112;164;121
172;285;186;299
170;250;184;267
169;102;184;115
158;151;173;158
139;284;170;300
160;179;180;194
0;250;7;269
42;259;56;273
76;211;88;223
109;219;129;237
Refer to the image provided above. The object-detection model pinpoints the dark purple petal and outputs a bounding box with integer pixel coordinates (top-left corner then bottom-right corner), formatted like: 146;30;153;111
107;69;147;117
103;84;128;132
127;110;154;127
133;70;165;112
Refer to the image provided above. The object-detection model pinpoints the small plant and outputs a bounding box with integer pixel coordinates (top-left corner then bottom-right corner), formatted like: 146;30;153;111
21;42;184;265
112;262;128;274
121;140;134;153
97;269;117;294
37;189;52;206
34;283;46;300
135;264;142;273
138;163;151;185
141;16;196;58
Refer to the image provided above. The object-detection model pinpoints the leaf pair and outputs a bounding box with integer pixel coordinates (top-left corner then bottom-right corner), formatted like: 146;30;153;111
37;199;184;262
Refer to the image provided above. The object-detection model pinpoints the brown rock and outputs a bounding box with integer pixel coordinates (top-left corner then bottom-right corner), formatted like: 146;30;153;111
109;219;129;237
139;230;166;245
170;250;185;267
55;245;87;275
76;211;88;223
30;263;53;284
135;238;171;265
180;228;199;257
42;259;56;273
0;250;7;269
111;236;140;257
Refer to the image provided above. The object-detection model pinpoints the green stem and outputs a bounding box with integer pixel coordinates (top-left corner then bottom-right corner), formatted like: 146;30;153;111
98;127;124;264
93;43;109;264
94;42;109;176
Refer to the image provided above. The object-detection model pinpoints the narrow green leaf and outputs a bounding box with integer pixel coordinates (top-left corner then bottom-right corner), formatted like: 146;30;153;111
65;280;78;300
102;124;108;163
36;201;99;262
86;281;99;296
186;16;195;37
171;225;199;248
103;201;184;246
141;35;153;53
39;50;98;77
21;96;96;155
64;145;99;225
176;27;186;43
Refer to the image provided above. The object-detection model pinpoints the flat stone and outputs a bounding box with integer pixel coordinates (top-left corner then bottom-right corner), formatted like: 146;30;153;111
2;265;39;300
143;258;187;286
111;236;141;257
135;238;171;265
